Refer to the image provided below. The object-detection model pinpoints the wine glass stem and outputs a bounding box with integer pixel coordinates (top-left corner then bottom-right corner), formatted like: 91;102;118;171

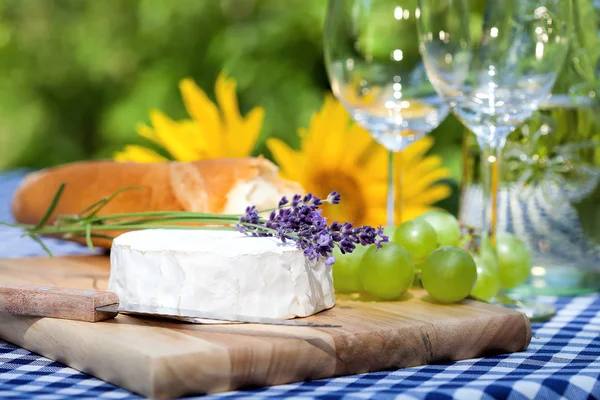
477;136;506;247
386;149;400;227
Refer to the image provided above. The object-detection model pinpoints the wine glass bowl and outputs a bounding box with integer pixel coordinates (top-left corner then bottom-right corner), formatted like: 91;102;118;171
325;0;449;225
328;60;448;151
417;0;571;320
418;0;570;145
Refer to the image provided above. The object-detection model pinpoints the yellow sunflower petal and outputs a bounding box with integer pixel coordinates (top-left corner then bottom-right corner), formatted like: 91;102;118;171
405;184;452;205
363;208;387;227
361;148;389;181
303;96;349;168
227;106;264;157
179;78;225;157
298;127;309;140
149;110;199;161
300;101;327;154
402;155;445;182
401;167;451;199
400;136;435;167
212;73;264;158
215;73;242;130
266;138;305;182
365;182;389;202
342;124;376;167
136;123;161;145
113;145;168;163
179;120;207;155
399;206;436;223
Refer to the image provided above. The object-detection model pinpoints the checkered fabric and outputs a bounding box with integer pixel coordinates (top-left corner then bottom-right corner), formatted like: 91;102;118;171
1;171;599;400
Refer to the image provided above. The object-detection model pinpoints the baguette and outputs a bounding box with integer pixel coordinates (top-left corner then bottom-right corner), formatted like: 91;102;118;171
11;158;303;248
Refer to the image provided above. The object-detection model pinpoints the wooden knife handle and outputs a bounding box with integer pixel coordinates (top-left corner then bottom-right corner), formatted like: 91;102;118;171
0;283;119;322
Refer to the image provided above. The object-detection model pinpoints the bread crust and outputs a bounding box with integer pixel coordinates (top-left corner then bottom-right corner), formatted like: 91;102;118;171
11;158;302;248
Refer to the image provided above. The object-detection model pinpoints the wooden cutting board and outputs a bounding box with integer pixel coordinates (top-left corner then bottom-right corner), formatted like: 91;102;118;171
0;256;531;399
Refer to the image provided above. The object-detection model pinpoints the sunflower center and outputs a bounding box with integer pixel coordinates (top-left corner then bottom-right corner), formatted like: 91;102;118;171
312;171;366;224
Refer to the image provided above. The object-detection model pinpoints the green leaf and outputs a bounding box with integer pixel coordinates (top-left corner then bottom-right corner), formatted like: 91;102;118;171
34;183;66;230
29;235;53;257
0;221;31;228
85;224;95;251
80;186;144;218
89;233;116;240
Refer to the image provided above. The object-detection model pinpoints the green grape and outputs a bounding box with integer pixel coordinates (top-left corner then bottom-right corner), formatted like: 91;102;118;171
332;245;368;293
359;243;415;300
421;246;477;304
470;255;501;301
496;233;531;289
480;236;499;271
393;219;439;262
418;211;461;247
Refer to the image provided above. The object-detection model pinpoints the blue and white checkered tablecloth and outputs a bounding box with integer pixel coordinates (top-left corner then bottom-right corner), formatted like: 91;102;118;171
0;170;599;400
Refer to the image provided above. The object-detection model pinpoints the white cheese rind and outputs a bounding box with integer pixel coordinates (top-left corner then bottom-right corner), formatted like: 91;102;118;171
108;229;335;319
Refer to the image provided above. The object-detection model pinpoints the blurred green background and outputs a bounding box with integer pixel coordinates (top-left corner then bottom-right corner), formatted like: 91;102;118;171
0;0;463;184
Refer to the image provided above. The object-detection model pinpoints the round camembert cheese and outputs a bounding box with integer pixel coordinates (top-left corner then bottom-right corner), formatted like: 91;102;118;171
108;229;335;319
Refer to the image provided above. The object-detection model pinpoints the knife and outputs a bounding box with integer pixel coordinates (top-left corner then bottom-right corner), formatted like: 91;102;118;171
0;283;340;327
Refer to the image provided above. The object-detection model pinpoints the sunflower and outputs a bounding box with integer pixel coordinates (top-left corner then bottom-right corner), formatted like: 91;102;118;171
114;73;264;162
267;95;451;226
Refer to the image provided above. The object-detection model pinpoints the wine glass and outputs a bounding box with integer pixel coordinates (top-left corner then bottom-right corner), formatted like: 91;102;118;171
417;0;570;319
324;0;449;227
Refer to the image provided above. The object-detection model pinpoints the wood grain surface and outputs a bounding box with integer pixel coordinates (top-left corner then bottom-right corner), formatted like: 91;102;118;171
0;256;532;399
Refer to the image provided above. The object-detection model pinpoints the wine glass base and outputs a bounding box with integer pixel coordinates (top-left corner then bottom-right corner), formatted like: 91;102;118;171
492;296;556;322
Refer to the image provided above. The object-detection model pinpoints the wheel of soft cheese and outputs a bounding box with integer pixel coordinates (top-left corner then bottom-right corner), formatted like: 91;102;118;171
108;229;335;319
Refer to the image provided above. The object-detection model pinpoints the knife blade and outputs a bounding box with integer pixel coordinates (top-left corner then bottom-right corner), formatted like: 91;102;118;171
0;283;340;327
96;303;340;327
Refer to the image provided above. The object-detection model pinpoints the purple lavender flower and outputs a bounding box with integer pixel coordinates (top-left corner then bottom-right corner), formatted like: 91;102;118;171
327;191;341;204
237;191;388;265
317;233;331;247
291;194;302;207
375;227;388;249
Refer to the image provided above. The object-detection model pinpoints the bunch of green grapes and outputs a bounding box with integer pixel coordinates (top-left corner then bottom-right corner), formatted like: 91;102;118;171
331;210;532;304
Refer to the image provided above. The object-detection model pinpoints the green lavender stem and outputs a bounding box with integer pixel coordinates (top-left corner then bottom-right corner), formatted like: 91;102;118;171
83;211;243;222
2;184;336;258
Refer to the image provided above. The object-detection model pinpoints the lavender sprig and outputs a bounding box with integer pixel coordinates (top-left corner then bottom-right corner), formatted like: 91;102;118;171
2;185;388;263
236;191;388;266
